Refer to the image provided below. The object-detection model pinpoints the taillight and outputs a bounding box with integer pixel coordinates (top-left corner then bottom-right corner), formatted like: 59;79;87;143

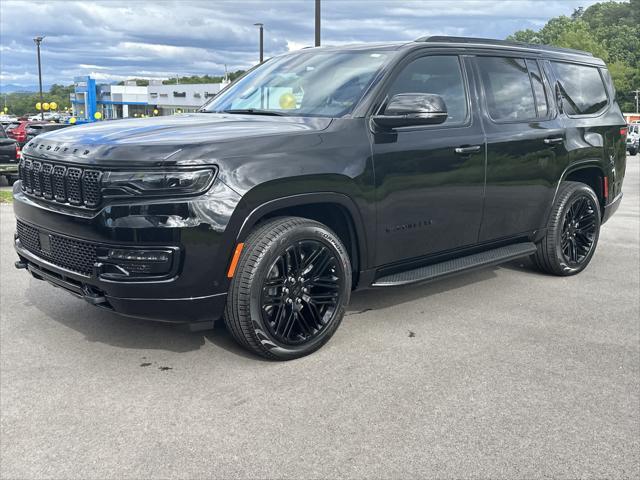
15;145;21;160
620;127;627;138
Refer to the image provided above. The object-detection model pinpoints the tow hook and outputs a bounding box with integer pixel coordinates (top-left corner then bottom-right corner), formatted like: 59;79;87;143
14;260;27;270
82;287;107;305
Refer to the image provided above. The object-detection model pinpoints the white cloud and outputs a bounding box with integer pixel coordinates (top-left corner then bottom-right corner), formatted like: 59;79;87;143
0;0;603;89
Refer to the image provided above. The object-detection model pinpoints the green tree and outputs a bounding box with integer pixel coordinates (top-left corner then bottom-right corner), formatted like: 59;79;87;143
508;0;640;112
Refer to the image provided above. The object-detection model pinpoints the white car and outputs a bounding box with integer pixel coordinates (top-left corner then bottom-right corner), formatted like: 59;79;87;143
627;124;639;156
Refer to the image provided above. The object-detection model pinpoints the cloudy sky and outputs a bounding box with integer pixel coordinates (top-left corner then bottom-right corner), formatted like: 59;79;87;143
0;0;600;90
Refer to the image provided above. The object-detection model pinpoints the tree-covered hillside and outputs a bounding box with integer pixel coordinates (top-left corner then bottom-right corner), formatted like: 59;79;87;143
508;0;639;111
1;84;74;117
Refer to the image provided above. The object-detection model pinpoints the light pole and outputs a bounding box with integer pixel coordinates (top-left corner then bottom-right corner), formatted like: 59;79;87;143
315;0;321;47
254;23;264;63
33;36;45;120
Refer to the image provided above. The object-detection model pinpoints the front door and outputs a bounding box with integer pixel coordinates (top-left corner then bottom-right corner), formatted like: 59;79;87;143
372;54;486;267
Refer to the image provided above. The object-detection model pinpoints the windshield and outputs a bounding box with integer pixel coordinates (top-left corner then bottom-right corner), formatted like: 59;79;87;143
202;50;391;117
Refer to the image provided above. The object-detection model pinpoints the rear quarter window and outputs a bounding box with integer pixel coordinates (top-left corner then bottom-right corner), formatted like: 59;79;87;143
551;62;608;116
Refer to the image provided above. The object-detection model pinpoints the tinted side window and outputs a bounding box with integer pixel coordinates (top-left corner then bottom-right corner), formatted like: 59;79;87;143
551;62;608;115
526;59;548;117
477;57;536;122
386;55;468;125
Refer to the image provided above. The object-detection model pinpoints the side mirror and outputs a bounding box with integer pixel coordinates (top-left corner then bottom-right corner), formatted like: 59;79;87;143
372;93;448;129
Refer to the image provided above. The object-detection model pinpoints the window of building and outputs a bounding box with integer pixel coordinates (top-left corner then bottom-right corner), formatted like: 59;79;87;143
385;55;468;125
477;56;538;122
551;62;608;116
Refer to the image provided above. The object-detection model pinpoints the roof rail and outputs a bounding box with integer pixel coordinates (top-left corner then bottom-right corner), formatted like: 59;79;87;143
415;35;593;57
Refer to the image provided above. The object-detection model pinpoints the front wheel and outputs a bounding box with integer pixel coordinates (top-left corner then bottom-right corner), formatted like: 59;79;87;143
533;181;601;276
224;217;352;360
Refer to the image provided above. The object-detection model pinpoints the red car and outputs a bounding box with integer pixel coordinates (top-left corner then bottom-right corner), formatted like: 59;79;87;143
5;120;49;146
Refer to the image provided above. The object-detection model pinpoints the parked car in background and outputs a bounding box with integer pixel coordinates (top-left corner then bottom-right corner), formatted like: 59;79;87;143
0;126;20;185
627;123;639;155
0;115;19;129
12;36;627;359
28;112;61;122
6;120;49;146
25;123;72;143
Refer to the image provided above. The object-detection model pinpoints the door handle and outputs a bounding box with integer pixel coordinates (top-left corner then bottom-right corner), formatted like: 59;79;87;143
454;145;482;154
544;137;564;145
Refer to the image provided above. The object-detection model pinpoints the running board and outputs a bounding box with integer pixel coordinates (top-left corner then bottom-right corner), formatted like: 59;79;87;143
372;242;537;287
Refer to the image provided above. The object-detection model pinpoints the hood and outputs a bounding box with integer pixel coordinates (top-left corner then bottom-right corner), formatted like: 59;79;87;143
20;113;332;167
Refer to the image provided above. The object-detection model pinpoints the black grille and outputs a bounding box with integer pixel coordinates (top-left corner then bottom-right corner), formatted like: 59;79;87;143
19;158;102;209
16;221;98;275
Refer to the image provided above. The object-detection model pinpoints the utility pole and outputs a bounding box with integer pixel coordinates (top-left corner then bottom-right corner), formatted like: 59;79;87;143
315;0;321;47
254;23;264;63
634;89;639;114
33;36;45;120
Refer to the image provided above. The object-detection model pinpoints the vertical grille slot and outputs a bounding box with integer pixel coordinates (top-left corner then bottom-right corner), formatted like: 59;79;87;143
41;163;53;199
23;159;33;193
32;161;43;196
52;165;67;202
66;168;82;205
82;170;102;207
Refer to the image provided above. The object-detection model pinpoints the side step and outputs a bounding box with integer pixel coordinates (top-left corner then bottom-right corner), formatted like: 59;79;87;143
372;242;537;287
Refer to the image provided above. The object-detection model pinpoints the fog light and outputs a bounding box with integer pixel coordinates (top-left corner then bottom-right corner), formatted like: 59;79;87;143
108;249;171;263
104;249;174;276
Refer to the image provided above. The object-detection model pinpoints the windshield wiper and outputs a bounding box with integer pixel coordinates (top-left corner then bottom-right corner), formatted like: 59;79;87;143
220;109;287;116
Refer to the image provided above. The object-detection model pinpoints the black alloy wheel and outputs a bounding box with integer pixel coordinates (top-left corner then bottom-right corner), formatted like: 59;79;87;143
224;217;351;360
261;240;344;345
560;194;598;267
533;181;601;276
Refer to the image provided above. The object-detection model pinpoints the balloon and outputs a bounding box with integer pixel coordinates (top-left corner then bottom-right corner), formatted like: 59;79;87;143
279;92;296;109
49;102;58;110
134;113;138;117
3;107;7;112
69;117;77;124
36;102;42;110
80;110;84;115
42;102;50;111
94;112;102;120
153;109;159;115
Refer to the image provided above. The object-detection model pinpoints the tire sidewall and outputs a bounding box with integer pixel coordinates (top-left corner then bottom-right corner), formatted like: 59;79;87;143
247;223;351;359
552;186;601;275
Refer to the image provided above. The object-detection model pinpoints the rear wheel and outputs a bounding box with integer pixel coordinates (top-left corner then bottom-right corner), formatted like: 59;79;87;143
533;181;601;276
224;217;351;360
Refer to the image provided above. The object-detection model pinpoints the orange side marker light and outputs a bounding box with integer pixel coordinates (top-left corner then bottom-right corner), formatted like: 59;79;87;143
227;243;245;278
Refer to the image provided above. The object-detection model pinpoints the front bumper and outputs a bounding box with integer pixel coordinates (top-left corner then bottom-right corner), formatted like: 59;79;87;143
13;179;243;324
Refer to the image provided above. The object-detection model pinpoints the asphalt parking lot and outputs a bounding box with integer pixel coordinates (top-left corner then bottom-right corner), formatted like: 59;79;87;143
1;158;638;479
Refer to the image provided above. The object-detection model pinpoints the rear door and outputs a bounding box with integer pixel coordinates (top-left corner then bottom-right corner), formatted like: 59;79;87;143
473;55;568;241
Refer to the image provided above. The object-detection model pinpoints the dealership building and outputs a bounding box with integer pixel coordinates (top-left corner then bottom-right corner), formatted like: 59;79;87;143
70;76;225;122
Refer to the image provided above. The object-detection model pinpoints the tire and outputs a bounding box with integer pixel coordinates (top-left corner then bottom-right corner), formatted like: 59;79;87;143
630;148;638;156
533;181;601;276
224;216;352;360
6;176;16;186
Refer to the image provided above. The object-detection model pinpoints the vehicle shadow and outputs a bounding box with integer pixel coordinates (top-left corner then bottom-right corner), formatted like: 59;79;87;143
23;259;541;356
23;279;269;360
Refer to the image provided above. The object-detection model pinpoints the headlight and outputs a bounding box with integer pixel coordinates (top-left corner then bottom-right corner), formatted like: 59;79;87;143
101;168;216;198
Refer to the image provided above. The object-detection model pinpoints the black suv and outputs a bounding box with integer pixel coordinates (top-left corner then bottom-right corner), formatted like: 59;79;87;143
13;37;626;359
